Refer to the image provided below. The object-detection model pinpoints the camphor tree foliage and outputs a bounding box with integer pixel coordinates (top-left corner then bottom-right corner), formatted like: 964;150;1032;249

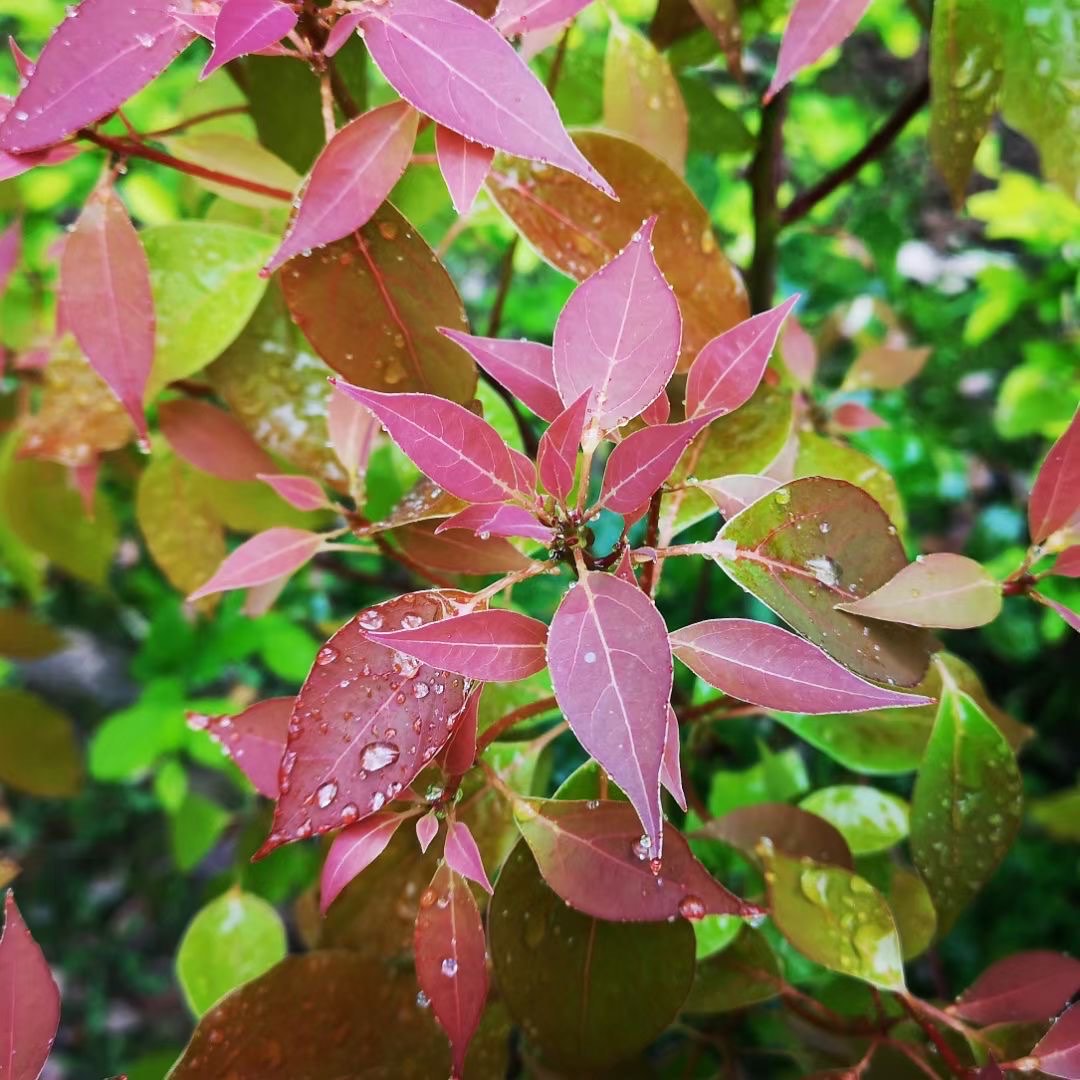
0;0;1078;1076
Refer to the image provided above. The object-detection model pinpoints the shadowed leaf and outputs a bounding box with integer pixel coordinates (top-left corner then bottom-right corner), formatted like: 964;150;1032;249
0;688;82;797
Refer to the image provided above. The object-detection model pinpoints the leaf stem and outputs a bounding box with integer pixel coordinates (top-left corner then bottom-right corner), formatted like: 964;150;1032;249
897;993;968;1078
475;696;559;753
142;106;252;138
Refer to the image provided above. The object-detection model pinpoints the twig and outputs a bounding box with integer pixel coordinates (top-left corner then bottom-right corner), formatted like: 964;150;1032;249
639;489;665;596
898;994;968;1079
143;106;251;138
476;696;559;752
780;78;930;226
747;87;788;313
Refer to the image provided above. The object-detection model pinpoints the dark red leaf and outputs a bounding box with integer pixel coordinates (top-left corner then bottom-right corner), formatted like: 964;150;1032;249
1029;408;1080;544
696;803;854;869
953;951;1080;1025
1029;1000;1080;1077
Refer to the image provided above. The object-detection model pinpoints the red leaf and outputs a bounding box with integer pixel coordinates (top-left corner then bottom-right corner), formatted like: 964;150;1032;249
548;571;672;855
1052;546;1080;578
439;329;562;421
263;102;417;274
326;383;379;481
781;311;817;386
257;473;331;512
830;401;886;433
257;591;476;856
684;296;798;419
435;125;494;215
598;413;715;515
698;803;854;868
325;11;363;56
0;891;60;1080
203;0;298;77
642;389;671;426
1029;409;1080;544
1029;1000;1080;1077
369;609;549;683
332;384;530;504
1033;592;1080;633
514;799;762;921
416;810;440;853
60;187;154;439
7;38;34;81
187;697;292;798
537;390;590;502
320;811;412;912
764;0;873;103
0;0;193;153
444;818;493;893
495;0;593;35
669;618;934;713
553;217;682;437
436;504;554;544
158;398;276;482
397;521;537;575
613;547;637;585
694;473;781;519
660;706;686;812
358;0;612;195
442;690;480;776
952;951;1080;1026
188;527;326;601
414;865;489;1080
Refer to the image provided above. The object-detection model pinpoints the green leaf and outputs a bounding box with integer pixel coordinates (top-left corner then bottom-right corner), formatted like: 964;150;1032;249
716;476;934;686
162;133;300;210
488;840;696;1069
89;681;187;782
169;792;230;871
189;472;328;533
799;786;910;856
1029;781;1080;842
143;222;276;391
238;54;325;173
256;614;320;682
762;846;906;991
707;746;809;818
887;866;937;961
176;890;287;1016
0;688;82;797
694;913;743;959
929;0;1005;206
684;927;781;1013
910;683;1023;936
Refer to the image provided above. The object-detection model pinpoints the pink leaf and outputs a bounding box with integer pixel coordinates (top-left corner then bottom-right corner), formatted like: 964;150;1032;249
1029;408;1080;544
642;390;671;426
357;0;612;195
613;547;637;585
830;401;886;433
70;459;99;517
952;951;1080;1026
0;219;20;302
660;706;686;812
444;818;493;894
598;413;716;515
694;474;781;519
684;296;798;419
243;574;290;617
1051;546;1080;578
764;0;873;103
442;690;480;776
0;100;82;179
537;390;590;502
325;11;363;56
1033;592;1080;633
670;618;934;714
495;0;593;36
369;609;549;683
330;383;529;504
835;553;1002;629
781;312;817;387
203;0;298;77
0;0;193;154
439;329;562;422
416;810;440;853
414;865;489;1080
188;528;326;601
8;37;34;81
548;571;672;855
436;504;554;544
257;473;331;512
170;9;219;40
320;811;411;912
257;591;476;856
327;383;380;481
60;187;154;440
262;102;417;275
1029;1000;1080;1077
0;891;60;1080
553;217;682;436
187;697;291;798
435;125;494;215
158;398;276;482
514;798;763;921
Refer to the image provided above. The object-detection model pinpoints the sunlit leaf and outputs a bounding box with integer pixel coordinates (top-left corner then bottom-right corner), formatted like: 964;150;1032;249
798;786;910;856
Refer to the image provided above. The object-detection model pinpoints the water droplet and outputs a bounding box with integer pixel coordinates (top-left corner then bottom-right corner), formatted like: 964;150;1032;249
678;895;706;919
370;792;386;812
631;835;651;860
584;650;597;664
414;682;430;699
360;740;400;772
441;957;458;977
358;609;384;630
818;522;831;534
401;612;424;629
774;488;791;506
316;645;339;665
316;781;338;808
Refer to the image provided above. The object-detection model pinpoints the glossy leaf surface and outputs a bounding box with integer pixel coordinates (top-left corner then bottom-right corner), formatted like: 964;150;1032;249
444;818;494;894
436;504;553;544
798;785;910;856
548;571;672;854
697;802;854;869
396;522;536;575
187;697;291;799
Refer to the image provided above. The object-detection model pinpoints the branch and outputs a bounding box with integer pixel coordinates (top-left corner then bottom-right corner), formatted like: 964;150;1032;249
746;88;788;313
476;696;559;752
780;77;930;227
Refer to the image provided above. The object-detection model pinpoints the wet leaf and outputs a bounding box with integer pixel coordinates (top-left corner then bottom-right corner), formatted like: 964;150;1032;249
258;591;476;856
158;398;277;483
396;521;537;575
0;892;60;1080
537;391;590;502
886;865;937;961
762;845;906;991
671;618;933;713
717;476;934;686
953;951;1080;1026
910;684;1023;936
548;571;672;854
495;0;593;36
696;803;854;869
1028;1001;1080;1078
436;504;554;544
281;207;474;402
798;786;910;856
487;131;748;372
489;840;695;1069
188;527;326;601
176;890;287;1016
684;928;781;1014
187;697;291;798
0;688;82;797
444;818;494;894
